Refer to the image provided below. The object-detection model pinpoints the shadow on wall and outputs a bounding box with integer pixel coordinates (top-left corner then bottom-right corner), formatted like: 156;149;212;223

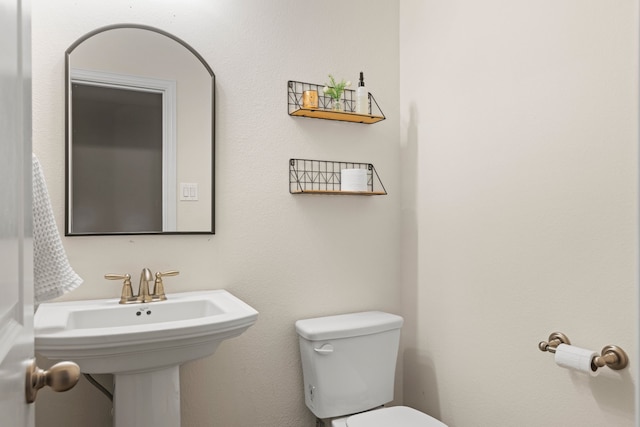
400;103;442;419
589;369;635;419
403;348;441;420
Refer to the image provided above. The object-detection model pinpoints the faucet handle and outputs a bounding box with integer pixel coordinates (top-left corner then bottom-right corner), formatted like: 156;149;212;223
104;273;136;304
152;270;179;301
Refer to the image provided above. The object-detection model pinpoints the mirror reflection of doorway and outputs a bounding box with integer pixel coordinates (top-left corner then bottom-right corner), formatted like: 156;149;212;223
66;25;214;235
71;83;163;233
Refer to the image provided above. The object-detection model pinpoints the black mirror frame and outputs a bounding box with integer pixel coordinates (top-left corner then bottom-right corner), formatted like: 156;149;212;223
65;23;215;236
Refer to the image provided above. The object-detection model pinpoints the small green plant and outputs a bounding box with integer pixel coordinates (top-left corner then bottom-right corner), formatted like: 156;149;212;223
323;74;351;100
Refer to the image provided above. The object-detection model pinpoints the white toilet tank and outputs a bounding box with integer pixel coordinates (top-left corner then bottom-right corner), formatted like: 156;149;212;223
295;311;404;419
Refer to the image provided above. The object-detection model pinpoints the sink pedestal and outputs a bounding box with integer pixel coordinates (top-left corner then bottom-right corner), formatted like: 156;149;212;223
114;366;180;427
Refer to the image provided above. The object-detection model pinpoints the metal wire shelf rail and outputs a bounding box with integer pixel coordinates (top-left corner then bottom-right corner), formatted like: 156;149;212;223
287;80;385;124
289;158;387;195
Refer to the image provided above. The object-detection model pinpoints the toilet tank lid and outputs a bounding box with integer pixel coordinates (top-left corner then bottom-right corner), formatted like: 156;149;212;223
295;311;403;341
347;406;448;427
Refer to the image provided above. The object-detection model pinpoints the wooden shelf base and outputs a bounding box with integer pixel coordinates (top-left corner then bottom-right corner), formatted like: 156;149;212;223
290;108;385;124
290;189;386;196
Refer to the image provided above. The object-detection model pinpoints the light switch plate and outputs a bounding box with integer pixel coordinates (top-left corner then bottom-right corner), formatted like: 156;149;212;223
179;183;198;201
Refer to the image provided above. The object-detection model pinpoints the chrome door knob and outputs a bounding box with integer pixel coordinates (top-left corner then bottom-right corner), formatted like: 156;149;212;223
25;359;80;403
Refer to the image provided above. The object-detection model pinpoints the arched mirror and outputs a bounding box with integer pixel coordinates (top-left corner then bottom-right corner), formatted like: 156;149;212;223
65;24;214;235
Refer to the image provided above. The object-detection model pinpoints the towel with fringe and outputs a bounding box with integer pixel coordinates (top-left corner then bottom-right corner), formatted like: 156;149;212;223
33;154;82;304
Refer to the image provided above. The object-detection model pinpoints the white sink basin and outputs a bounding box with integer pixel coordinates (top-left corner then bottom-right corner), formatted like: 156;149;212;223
34;289;258;374
35;289;257;427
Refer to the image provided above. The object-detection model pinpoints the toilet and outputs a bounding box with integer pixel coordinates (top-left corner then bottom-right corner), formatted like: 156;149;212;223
295;311;447;427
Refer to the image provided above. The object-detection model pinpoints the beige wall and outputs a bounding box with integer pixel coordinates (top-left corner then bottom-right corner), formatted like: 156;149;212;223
32;0;639;426
400;1;638;427
32;1;400;426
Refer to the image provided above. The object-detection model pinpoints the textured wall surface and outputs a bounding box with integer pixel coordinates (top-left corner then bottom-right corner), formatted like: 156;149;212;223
32;1;400;426
399;1;638;426
32;1;639;426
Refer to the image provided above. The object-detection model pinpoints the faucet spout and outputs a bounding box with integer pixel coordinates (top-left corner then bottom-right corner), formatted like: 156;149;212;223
137;268;153;303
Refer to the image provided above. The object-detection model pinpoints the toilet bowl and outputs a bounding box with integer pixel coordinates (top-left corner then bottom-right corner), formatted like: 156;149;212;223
331;406;446;427
296;311;447;427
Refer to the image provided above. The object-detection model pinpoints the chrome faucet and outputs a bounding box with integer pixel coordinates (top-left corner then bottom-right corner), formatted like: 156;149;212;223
137;268;154;303
105;268;180;304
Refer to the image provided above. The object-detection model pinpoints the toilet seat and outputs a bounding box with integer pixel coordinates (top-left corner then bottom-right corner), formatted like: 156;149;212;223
346;406;447;427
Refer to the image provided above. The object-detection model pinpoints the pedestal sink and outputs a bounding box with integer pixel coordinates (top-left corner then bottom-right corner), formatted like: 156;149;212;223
34;290;258;427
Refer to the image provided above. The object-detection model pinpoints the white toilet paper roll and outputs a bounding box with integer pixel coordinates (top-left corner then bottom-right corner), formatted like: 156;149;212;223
554;344;599;376
341;169;368;192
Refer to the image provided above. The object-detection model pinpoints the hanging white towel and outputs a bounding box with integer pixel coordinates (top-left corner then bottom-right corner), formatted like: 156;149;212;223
33;154;82;304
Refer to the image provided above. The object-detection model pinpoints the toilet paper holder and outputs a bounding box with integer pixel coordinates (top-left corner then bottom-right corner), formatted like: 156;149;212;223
538;332;628;371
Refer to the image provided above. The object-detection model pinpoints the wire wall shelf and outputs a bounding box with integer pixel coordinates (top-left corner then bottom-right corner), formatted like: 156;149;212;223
287;80;385;124
289;158;387;195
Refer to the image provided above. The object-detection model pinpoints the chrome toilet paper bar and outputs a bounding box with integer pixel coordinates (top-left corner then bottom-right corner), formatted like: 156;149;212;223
538;332;629;371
